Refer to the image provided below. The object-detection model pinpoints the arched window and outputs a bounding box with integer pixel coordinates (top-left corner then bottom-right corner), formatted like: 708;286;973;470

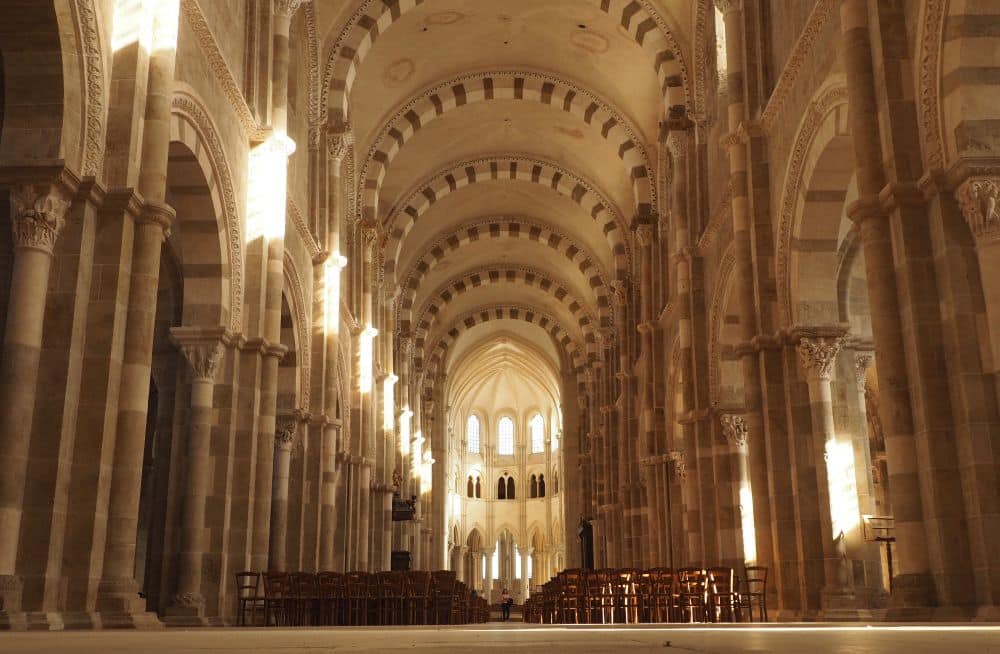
530;413;545;454
529;474;538;498
467;415;481;454
497;476;506;500
506;476;515;500
539;474;546;498
475;476;481;498
467;476;474;498
497;416;514;455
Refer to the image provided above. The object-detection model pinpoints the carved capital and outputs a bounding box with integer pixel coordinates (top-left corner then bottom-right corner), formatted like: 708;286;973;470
714;0;740;13
136;200;175;240
328;126;354;173
275;416;297;450
955;177;1000;243
796;335;844;380
272;0;305;18
720;414;748;447
854;351;875;386
171;327;228;382
608;280;628;308
10;184;70;254
668;450;687;482
635;224;655;247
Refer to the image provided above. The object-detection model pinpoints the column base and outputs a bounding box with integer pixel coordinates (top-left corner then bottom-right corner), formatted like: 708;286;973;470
162;593;210;627
0;574;23;614
818;586;871;621
884;572;937;621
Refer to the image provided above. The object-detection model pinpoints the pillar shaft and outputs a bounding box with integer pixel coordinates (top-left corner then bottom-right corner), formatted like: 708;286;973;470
0;185;69;608
268;419;296;571
167;329;226;615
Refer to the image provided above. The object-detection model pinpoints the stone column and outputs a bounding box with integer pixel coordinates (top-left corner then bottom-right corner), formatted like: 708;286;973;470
268;416;298;571
520;548;531;603
794;329;866;618
0;183;69;612
101;0;181;605
955;177;1000;386
840;0;933;609
165;328;227;621
715;0;775;581
721;414;752;559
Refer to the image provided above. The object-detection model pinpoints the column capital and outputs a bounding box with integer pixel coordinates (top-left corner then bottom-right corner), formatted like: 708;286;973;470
10;183;71;254
635;223;655;247
170;326;230;382
275;415;298;451
714;0;741;13
955;176;1000;244
273;0;305;18
136;200;175;241
854;351;875;386
667;450;687;482
608;280;628;309
720;413;748;447
794;329;846;381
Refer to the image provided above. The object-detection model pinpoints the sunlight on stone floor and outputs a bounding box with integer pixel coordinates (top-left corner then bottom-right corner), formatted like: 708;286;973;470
3;624;1000;653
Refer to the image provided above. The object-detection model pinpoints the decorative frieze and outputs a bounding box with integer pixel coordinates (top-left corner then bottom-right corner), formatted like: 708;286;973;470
955;177;1000;243
10;184;70;254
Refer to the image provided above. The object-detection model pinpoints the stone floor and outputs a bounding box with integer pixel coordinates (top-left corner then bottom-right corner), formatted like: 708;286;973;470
2;624;1000;653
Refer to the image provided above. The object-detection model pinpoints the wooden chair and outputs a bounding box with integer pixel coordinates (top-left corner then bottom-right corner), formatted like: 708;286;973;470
235;571;263;626
263;572;290;627
650;568;678;623
584;571;611;624
288;572;319;626
559;573;584;624
317;571;343;626
379;571;405;625
403;571;431;625
430;571;457;625
707;567;739;623
345;573;369;626
740;566;768;622
676;567;708;623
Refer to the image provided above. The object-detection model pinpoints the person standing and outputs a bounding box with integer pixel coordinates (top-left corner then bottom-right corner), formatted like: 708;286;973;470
500;588;512;621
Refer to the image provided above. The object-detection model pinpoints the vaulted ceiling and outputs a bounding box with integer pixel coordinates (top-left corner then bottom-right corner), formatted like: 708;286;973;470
315;0;694;390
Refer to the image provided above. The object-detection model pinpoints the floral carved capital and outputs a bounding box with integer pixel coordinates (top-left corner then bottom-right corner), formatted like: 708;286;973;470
720;414;748;447
796;335;844;380
275;417;297;450
273;0;305;18
668;450;687;482
854;351;875;386
10;184;70;254
955;177;1000;243
635;224;655;248
171;328;228;383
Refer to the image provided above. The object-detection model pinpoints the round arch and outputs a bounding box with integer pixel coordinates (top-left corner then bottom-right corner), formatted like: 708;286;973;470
359;71;655;224
383;154;630;278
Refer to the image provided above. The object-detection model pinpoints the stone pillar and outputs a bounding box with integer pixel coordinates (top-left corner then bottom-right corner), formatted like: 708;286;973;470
268;416;298;571
0;183;69;612
794;330;866;618
715;0;775;584
520;548;531;603
721;414;752;559
100;2;181;604
165;328;227;622
840;0;934;610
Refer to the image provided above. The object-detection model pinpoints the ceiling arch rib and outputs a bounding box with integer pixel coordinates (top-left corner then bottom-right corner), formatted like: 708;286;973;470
322;0;689;126
410;266;601;358
393;216;613;332
383;154;631;279
417;303;591;395
358;71;655;224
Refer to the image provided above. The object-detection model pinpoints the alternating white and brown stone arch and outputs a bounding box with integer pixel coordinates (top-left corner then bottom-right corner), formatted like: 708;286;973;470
322;0;689;126
170;91;245;332
383;155;631;278
393;216;614;332
409;266;600;356
359;71;655;223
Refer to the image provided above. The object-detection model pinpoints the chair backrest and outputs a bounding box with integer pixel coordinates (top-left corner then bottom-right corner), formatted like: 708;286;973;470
707;567;734;594
744;566;767;593
235;571;260;599
677;567;706;593
263;572;289;599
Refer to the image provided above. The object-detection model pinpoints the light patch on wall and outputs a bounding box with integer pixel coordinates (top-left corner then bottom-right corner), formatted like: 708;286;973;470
324;253;348;334
358;326;379;393
740;484;757;565
399;408;413;456
826;438;861;538
383;374;398;431
246;134;295;242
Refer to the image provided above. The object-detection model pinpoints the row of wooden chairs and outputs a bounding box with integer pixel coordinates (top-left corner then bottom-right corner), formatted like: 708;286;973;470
523;566;768;624
235;570;490;626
